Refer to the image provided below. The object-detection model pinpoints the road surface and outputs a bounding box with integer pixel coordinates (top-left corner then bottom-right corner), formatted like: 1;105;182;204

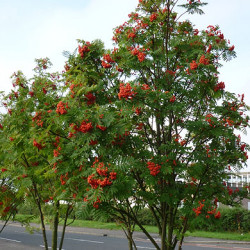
0;222;250;250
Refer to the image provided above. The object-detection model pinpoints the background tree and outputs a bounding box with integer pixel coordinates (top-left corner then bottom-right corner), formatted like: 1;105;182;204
0;59;77;250
0;174;21;233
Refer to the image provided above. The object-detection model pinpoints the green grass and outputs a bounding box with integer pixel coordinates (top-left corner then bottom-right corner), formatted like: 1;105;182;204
14;214;158;232
61;219;159;233
14;214;250;241
61;219;123;230
185;231;250;241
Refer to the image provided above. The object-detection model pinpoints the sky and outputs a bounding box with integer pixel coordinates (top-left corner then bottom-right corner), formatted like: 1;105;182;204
0;0;249;171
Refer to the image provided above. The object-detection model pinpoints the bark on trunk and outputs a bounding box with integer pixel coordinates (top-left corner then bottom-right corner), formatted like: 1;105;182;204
52;201;60;250
59;204;71;250
33;182;48;250
167;207;174;250
161;203;167;250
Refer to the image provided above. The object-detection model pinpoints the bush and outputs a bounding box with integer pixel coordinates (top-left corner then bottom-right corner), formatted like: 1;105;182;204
18;202;40;216
220;208;250;232
137;208;157;226
189;214;222;232
242;211;250;232
190;207;250;233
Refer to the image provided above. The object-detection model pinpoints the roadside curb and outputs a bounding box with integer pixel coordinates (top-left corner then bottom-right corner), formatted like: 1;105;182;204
183;240;250;245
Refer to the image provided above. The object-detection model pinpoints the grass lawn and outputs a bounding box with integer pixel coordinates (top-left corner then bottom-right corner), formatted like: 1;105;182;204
185;231;250;242
14;214;250;241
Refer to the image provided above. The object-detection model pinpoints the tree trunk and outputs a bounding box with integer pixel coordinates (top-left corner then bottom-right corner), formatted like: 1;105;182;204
33;182;48;250
167;207;174;250
161;202;167;250
59;203;71;250
126;229;133;250
178;218;188;250
40;211;48;250
123;226;137;250
119;201;137;250
52;201;60;250
161;224;167;250
0;211;14;233
115;207;160;250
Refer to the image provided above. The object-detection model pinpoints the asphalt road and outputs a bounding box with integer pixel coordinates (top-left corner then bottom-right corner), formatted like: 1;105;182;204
0;222;250;250
1;223;156;250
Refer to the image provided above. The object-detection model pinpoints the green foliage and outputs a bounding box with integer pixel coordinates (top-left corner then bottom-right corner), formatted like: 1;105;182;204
190;208;250;233
137;208;157;226
0;1;249;249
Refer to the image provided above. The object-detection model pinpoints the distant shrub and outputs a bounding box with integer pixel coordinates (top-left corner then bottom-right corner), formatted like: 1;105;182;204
190;207;250;233
137;208;157;226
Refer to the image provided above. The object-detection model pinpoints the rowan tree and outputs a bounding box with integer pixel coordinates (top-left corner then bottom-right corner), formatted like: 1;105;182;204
60;0;250;249
0;174;21;233
54;40;142;248
0;1;249;250
0;59;77;250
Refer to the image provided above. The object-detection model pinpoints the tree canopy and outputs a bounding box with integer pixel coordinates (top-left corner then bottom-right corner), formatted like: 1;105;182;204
0;1;249;250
